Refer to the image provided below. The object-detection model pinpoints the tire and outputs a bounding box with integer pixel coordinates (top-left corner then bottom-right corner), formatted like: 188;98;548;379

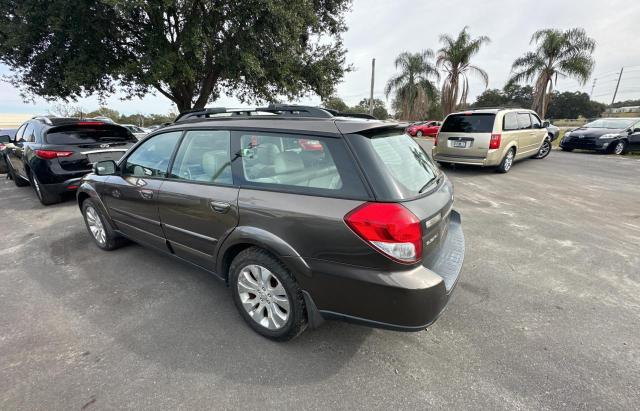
496;148;515;173
416;130;423;137
230;247;307;341
612;140;626;155
534;138;551;159
560;146;573;152
0;156;7;174
82;198;127;250
30;172;60;205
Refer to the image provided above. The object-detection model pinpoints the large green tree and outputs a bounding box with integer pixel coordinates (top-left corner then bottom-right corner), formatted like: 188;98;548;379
509;28;595;119
384;50;440;121
0;0;352;112
546;91;605;119
436;27;490;115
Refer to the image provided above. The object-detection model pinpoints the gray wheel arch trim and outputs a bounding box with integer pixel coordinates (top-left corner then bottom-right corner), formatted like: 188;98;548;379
216;226;312;279
76;183;117;228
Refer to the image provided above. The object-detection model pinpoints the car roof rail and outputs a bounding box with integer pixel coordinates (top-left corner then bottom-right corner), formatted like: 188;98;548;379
322;108;377;120
32;116;53;125
173;104;364;123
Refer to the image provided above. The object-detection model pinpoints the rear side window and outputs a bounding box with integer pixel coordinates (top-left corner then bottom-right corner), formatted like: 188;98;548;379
170;130;232;185
46;125;136;144
503;113;519;131
123;131;182;178
237;132;367;198
367;132;439;196
517;113;532;129
441;114;495;133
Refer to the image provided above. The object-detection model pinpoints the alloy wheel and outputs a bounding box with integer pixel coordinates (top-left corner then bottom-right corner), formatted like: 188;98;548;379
614;141;624;155
504;150;514;171
237;264;290;330
85;206;106;245
32;176;43;200
538;140;551;158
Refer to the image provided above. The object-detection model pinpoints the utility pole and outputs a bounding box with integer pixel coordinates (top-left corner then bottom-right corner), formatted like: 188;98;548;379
590;78;597;98
611;67;624;106
369;58;375;116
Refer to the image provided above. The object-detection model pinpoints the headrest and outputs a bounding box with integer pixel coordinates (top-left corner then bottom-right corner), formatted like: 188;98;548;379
273;151;304;174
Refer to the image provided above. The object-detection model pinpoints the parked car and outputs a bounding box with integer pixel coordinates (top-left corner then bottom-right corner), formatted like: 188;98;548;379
546;122;560;141
560;118;640;154
4;117;137;205
77;104;465;341
432;108;551;173
120;124;148;140
0;129;17;174
406;120;441;137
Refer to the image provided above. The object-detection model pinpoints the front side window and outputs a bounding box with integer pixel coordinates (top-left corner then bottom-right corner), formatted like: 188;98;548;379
23;124;35;142
14;124;26;142
530;113;542;129
123;131;182;178
170;130;232;185
517;113;532;130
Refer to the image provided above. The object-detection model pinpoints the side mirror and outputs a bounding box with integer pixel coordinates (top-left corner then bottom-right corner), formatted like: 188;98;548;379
633;128;640;133
542;120;550;128
93;160;117;176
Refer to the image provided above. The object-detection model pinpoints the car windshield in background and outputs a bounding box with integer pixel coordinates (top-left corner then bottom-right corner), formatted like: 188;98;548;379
583;119;635;129
46;125;135;144
441;113;495;133
368;132;439;197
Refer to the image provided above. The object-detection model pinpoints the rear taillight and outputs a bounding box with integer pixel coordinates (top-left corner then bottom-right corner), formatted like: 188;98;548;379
489;133;501;149
34;150;74;160
344;202;422;264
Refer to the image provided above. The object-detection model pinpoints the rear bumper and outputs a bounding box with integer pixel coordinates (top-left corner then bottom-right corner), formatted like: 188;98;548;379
44;177;84;193
300;211;465;331
433;151;500;166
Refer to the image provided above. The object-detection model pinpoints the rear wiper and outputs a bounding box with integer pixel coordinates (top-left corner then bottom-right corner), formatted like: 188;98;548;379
419;174;442;194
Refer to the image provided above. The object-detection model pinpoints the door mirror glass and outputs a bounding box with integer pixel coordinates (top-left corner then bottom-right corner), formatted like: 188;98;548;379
94;160;117;175
542;120;550;128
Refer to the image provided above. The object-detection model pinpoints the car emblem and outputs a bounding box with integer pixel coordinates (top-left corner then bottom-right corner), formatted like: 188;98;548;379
100;143;110;148
578;135;584;139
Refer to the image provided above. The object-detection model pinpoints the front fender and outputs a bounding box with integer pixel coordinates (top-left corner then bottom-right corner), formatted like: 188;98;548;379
216;226;312;279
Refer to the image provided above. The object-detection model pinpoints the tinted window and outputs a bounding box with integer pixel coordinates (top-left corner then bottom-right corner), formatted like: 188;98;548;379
238;132;367;197
503;113;518;131
23;124;35;142
530;113;542;129
517;113;532;129
441;114;495;133
46;125;136;144
170;130;232;185
123;131;182;178
14;124;26;142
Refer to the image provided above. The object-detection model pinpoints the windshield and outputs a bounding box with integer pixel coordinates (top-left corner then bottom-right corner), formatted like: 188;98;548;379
583;119;635;129
367;132;439;197
441;113;495;133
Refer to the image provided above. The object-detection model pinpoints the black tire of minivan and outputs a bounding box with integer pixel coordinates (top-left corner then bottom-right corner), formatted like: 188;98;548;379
230;247;307;341
29;172;61;205
496;148;515;173
534;138;551;159
82;198;128;250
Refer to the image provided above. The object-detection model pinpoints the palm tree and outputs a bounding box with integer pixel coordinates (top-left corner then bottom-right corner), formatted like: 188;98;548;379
509;28;595;119
437;27;491;115
385;50;440;121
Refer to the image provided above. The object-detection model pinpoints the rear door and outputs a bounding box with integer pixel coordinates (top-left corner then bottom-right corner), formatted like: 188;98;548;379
103;131;182;250
438;113;496;157
157;129;239;272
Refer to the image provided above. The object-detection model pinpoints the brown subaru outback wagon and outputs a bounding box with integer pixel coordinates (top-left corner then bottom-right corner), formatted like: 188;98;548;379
77;105;465;341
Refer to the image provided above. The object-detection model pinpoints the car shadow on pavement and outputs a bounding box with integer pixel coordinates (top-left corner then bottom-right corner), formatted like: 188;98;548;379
26;215;372;386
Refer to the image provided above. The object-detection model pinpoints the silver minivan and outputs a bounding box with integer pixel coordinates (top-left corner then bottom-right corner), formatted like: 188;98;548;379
432;108;551;172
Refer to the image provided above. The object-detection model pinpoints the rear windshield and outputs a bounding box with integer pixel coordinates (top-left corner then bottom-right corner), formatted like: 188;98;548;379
45;125;136;144
441;113;495;133
367;132;439;197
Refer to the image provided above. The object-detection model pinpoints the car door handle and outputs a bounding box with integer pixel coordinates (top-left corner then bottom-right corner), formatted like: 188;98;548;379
210;201;230;213
139;189;154;200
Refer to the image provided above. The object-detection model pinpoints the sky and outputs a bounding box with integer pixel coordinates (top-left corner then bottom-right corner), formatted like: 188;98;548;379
1;0;640;115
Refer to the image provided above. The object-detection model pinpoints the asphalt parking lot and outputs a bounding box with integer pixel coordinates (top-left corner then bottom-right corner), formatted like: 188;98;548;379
1;143;639;410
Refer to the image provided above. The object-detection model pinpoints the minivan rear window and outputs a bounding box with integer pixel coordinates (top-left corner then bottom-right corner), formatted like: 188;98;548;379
441;113;496;133
45;125;136;144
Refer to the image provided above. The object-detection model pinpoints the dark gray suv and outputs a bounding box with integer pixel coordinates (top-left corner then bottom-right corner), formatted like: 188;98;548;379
76;105;465;341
